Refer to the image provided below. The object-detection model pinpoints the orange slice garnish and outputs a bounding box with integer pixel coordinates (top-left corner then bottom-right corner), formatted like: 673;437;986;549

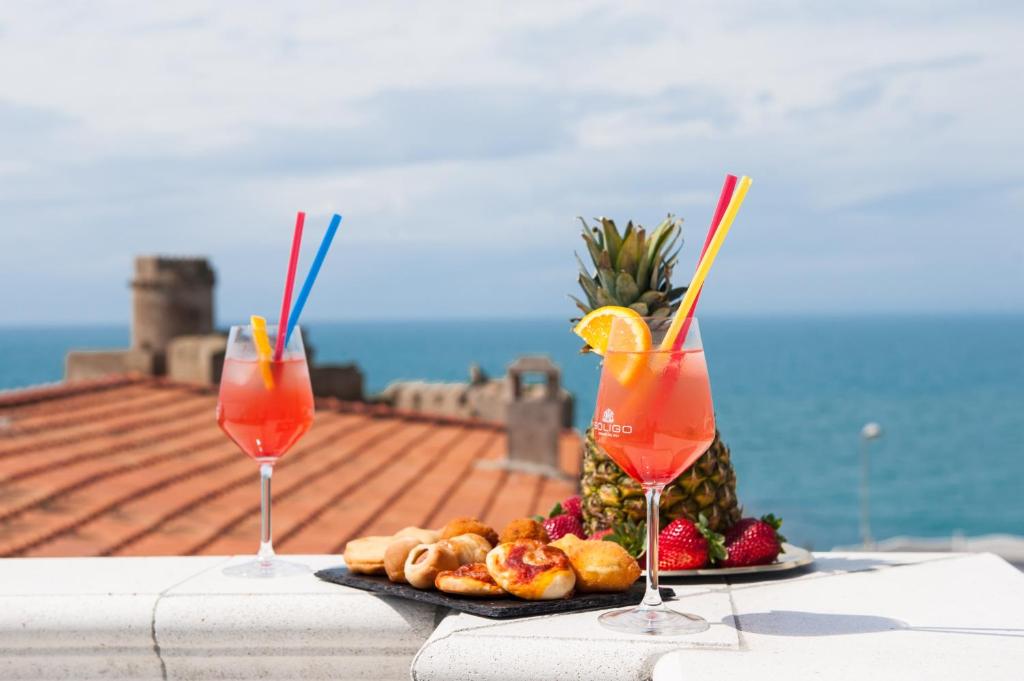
250;315;275;390
572;306;651;384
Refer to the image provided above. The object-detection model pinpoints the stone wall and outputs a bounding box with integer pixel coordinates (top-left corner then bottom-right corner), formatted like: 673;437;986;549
63;255;364;401
377;357;574;475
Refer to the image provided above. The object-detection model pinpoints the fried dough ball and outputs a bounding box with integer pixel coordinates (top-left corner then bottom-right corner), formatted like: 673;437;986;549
440;516;499;547
499;518;550;544
556;539;640;593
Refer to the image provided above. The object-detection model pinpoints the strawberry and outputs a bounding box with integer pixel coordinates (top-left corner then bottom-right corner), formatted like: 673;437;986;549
588;528;613;541
658;514;725;571
721;514;786;567
559;495;583;519
543;514;584;541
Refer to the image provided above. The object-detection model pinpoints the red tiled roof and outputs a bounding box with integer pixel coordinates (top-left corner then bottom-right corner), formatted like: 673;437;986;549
0;377;581;557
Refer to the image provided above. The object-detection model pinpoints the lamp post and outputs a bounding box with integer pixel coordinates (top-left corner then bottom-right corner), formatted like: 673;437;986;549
859;422;883;549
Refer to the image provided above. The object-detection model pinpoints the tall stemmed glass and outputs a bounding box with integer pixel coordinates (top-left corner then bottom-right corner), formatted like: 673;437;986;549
592;316;716;634
216;323;315;578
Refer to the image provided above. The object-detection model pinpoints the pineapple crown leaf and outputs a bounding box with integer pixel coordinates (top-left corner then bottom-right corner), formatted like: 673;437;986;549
572;215;687;318
600;218;622;264
569;295;590;315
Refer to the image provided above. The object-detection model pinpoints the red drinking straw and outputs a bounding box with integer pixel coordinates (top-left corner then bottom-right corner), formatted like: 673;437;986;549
671;174;737;352
272;211;305;361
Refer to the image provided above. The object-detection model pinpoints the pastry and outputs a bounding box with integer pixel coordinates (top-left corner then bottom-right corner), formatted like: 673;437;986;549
549;533;584;554
485;539;575;600
343;535;393;575
440;517;498;546
435;563;506;597
499;518;550;544
442;533;492;565
384;536;421;583
393;526;441;544
404;542;460;589
554;538;640;593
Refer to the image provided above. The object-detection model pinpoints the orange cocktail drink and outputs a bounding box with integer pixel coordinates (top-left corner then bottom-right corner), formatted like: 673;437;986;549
216;321;314;578
218;356;314;461
588;313;717;635
593;346;715;486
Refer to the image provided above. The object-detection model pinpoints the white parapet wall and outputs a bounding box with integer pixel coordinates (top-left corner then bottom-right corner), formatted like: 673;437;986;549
0;555;439;681
0;552;1021;681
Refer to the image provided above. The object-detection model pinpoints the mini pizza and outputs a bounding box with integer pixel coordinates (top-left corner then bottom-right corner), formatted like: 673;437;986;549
485;539;575;600
435;562;505;597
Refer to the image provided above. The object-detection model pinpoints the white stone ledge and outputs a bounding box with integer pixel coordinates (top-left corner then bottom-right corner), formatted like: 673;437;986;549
412;587;737;681
0;554;438;681
1;552;1020;681
411;552;1024;681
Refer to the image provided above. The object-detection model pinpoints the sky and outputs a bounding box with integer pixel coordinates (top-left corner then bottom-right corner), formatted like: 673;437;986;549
0;1;1021;324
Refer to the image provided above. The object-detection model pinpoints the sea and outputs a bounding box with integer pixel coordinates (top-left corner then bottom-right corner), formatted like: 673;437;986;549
1;315;1021;550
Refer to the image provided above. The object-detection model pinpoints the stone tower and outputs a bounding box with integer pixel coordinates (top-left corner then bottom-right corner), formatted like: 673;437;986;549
131;257;215;352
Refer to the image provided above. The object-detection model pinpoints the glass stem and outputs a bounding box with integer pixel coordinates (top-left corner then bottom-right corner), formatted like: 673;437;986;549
258;462;275;564
641;485;664;610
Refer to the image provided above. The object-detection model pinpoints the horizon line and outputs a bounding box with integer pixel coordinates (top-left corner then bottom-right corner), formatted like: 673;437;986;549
1;310;1023;329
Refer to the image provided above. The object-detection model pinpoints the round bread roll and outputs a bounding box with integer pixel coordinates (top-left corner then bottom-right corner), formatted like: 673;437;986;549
343;536;393;575
485;539;575;600
384;536;421;583
557;539;640;593
435;563;505;597
443;533;492;565
440;517;499;547
499;518;550;544
393;526;441;544
404;542;460;589
549;533;584;554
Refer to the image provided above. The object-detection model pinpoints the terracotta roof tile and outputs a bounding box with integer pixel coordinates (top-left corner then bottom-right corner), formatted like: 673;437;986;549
0;377;581;557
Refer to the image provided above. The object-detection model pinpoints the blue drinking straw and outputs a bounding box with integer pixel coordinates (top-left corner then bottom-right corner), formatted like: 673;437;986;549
285;213;343;344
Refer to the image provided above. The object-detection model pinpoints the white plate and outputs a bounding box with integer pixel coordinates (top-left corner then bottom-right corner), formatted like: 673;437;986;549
646;543;814;577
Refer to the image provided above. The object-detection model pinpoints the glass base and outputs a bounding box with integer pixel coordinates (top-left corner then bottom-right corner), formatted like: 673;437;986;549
222;557;310;579
599;606;709;635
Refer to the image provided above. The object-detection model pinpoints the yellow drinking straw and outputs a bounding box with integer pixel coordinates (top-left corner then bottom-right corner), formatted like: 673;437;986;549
659;175;752;350
250;315;276;390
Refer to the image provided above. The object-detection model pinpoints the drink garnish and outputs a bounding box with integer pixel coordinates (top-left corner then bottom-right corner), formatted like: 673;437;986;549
250;315;275;390
572;306;650;384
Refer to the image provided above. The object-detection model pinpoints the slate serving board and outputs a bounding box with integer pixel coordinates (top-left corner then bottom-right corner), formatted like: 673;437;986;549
315;566;673;619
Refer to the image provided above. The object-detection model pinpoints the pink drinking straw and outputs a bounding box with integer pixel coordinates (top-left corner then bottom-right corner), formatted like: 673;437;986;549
645;174;739;421
272;211;306;361
671;174;737;352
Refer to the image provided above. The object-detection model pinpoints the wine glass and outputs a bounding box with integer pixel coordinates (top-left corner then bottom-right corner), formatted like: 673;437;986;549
592;316;716;634
216;324;315;578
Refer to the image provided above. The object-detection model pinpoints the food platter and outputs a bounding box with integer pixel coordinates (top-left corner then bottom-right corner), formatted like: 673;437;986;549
652;543;813;577
316;566;674;619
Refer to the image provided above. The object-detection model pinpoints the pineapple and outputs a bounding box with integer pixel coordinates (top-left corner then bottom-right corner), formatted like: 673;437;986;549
581;428;741;535
573;216;742;535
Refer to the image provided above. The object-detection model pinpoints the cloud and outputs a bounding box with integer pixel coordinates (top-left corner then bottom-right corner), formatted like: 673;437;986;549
0;1;1021;324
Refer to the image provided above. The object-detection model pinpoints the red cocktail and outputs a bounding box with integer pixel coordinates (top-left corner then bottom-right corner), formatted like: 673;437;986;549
594;347;714;485
218;357;314;460
217;322;314;578
592;315;716;634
